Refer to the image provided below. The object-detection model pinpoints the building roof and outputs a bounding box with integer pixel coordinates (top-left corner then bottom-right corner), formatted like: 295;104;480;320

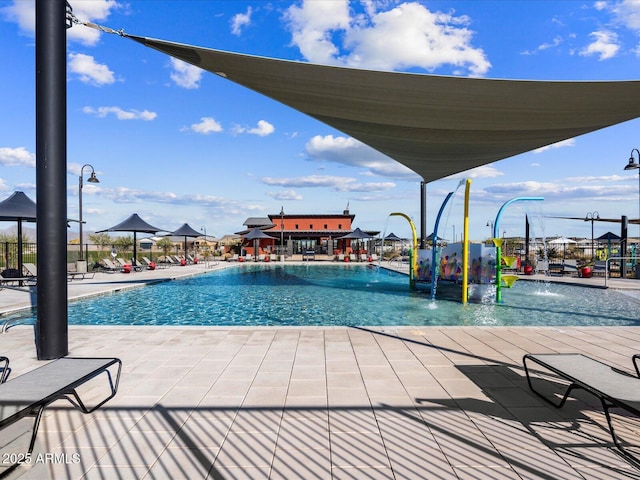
129;34;640;183
243;217;276;228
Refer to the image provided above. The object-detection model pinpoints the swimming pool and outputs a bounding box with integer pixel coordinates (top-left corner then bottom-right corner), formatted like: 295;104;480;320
5;264;640;327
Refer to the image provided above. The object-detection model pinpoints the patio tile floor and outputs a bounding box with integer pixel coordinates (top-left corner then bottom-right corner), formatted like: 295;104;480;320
2;325;640;479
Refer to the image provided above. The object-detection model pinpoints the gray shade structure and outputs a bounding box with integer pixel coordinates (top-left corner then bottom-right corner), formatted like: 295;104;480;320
243;227;274;261
0;191;37;279
127;35;640;182
338;228;373;258
169;223;203;259
98;213;165;264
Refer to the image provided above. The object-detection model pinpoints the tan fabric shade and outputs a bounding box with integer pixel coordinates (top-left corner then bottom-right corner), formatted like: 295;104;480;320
128;35;640;183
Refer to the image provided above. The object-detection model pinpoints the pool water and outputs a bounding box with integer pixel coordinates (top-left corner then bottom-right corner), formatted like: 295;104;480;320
6;264;640;327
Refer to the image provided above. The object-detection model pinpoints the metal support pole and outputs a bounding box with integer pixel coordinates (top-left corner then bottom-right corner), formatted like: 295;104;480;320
35;0;68;359
420;181;427;249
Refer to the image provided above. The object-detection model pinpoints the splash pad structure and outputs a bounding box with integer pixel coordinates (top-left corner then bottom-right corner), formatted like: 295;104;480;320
403;188;544;305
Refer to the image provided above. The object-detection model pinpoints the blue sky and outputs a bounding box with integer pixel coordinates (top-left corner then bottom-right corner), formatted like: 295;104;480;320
1;0;640;244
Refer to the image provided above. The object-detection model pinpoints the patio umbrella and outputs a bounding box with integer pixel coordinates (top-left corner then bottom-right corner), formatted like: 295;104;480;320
384;232;404;255
0;191;37;278
243;227;274;261
98;213;165;264
337;228;373;258
597;231;621;257
548;236;577;259
169;223;203;259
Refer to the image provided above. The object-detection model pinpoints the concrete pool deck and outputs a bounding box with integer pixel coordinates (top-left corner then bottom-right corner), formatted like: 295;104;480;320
1;261;640;479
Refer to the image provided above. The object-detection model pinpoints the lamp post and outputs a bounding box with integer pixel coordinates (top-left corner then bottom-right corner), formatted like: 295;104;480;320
279;206;285;258
486;220;493;242
78;164;99;262
585;211;600;260
624;149;640;257
201;226;207;267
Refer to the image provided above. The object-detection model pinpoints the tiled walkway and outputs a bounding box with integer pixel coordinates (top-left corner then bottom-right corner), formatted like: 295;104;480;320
3;325;640;479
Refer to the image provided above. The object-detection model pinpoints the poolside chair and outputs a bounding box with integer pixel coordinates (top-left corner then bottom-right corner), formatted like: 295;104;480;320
23;263;38;278
228;254;239;262
561;259;579;276
0;357;121;476
101;258;121;273
269;253;277;262
523;353;640;463
593;260;607;277
0;356;10;383
336;254;344;262
349;253;357;262
258;254;266;262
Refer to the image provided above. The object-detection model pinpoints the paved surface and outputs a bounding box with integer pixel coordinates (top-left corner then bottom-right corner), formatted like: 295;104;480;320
1;261;640;479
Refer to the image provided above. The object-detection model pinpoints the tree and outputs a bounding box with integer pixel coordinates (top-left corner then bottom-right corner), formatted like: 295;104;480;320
156;237;173;257
89;233;112;254
113;235;134;255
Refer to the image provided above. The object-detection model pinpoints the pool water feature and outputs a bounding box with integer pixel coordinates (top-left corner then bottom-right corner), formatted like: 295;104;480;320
4;264;640;327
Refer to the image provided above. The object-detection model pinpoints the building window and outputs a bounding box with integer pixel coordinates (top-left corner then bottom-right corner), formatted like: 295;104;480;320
295;224;299;230
310;224;313;230
324;224;328;229
338;224;342;229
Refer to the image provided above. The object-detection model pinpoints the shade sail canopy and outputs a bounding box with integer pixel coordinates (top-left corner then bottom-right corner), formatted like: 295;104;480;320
98;213;165;263
243;227;274;240
0;191;37;278
170;223;203;238
99;213;164;234
0;191;37;222
597;231;621;241
129;35;640;182
337;227;373;239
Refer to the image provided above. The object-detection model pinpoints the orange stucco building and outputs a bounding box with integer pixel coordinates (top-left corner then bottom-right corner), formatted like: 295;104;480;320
237;208;378;257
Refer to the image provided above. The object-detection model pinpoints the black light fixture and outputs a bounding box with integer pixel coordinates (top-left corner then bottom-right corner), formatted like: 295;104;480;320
624;149;640;253
78;164;99;262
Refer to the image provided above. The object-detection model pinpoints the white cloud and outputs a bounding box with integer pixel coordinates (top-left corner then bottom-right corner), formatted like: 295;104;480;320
0;147;35;168
445;165;504;180
83;106;157;121
533;138;576;153
184;117;223;134
284;0;490;76
248;120;275;136
68;53;115;86
266;190;303;201
232;120;275;136
305;135;419;180
521;36;563;55
169;58;204;89
1;0;120;46
580;30;620;60
231;7;252;35
261;174;395;192
610;0;640;30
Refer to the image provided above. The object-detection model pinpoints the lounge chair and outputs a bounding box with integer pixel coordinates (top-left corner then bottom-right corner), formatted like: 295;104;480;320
561;259;579;276
23;263;38;278
0;356;10;383
269;253;277;262
142;256;165;269
593;260;607;277
228;254;239;262
0;357;121;476
101;258;122;273
523;353;640;463
349;253;357;262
